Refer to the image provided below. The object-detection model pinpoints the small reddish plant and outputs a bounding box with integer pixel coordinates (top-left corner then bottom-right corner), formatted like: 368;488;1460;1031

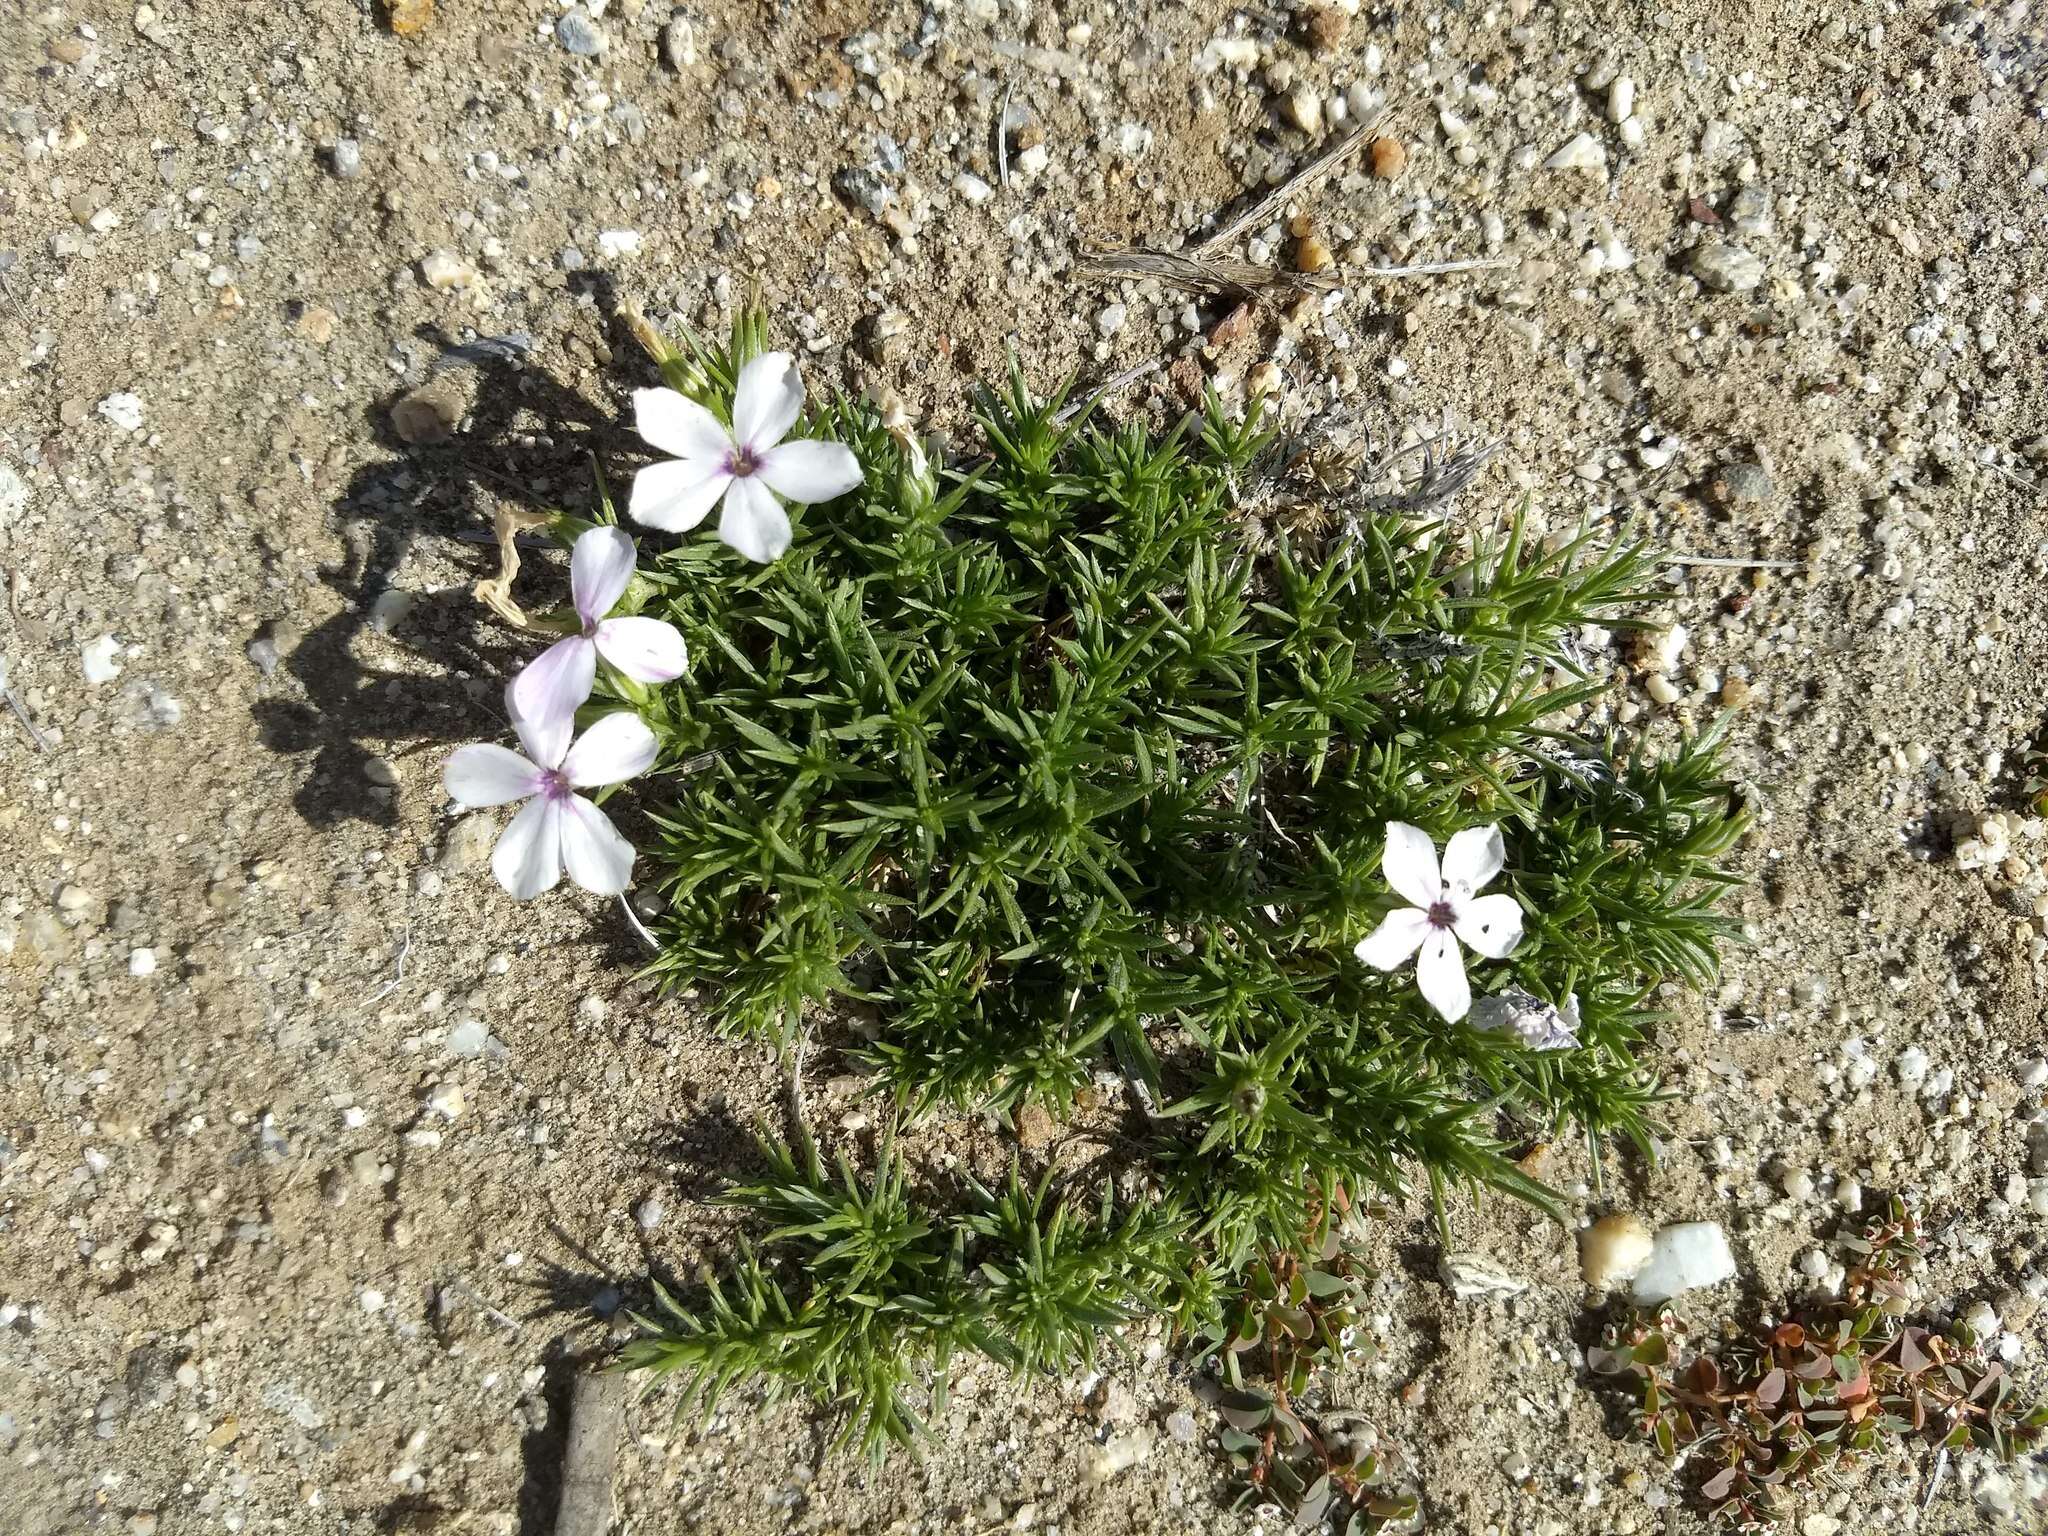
1594;1199;2048;1527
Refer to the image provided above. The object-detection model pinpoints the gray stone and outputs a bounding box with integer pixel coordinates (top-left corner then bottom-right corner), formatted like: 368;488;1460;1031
440;814;498;872
1709;460;1774;505
1688;242;1764;293
331;139;362;179
556;10;605;56
832;166;894;218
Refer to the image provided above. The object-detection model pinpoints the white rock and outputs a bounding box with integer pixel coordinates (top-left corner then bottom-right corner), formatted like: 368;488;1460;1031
98;392;144;433
1013;143;1050;179
0;463;27;524
1544;132;1607;173
634;1196;665;1232
1779;1167;1815;1201
1606;76;1636;124
1440;1251;1528;1300
596;229;642;260
81;634;123;684
426;1083;465;1121
1963;1298;2000;1337
368;589;413;634
1282;85;1323;136
1096;301;1127;338
1580;1212;1654;1291
1896;1046;1931;1090
128;947;157;977
360;1288;387;1314
2020;1058;2047;1090
1630;1221;1737;1303
1082;1430;1151;1483
418;250;476;291
953;172;994;204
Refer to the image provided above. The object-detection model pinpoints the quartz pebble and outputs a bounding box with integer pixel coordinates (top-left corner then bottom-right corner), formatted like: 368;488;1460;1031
1630;1222;1737;1303
1544;132;1607;173
331;138;362;179
1688;243;1764;293
417;250;476;291
98;393;144;433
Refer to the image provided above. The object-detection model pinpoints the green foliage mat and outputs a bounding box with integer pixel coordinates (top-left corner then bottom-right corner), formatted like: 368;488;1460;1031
595;317;1745;1461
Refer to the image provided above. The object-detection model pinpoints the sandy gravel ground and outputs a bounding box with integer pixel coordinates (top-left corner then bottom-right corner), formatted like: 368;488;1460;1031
3;1;2046;1533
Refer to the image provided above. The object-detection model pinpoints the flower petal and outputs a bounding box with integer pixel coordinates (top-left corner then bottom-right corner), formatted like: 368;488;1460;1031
443;743;540;807
561;710;658;788
1415;928;1472;1022
559;794;637;895
1380;821;1442;909
717;475;793;563
632;386;730;462
1454;892;1524;960
571;525;637;624
1353;908;1430;971
628;458;731;533
507;637;595;766
755;439;862;505
594;616;687;684
730;351;803;450
1441;823;1506;897
491;796;562;899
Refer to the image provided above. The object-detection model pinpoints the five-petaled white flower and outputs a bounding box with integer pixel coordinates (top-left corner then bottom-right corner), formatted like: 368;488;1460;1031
443;688;659;899
1353;822;1524;1023
627;352;862;563
509;525;686;741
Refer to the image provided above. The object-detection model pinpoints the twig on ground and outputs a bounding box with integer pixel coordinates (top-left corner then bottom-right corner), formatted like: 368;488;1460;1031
1074;248;1339;298
996;83;1013;191
1051;356;1167;425
5;683;47;752
1662;554;1808;570
364;924;414;1005
1191;116;1386;257
1356;255;1518;279
1922;1445;1948;1512
618;895;661;953
553;1373;626;1536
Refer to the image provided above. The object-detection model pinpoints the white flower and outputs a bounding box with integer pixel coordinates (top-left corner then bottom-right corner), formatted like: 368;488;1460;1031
627;352;862;563
443;689;658;899
1353;822;1525;1023
508;526;686;742
1469;987;1580;1051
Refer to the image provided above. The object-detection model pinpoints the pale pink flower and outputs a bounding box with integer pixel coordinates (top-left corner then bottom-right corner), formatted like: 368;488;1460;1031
1353;822;1525;1023
443;688;658;899
626;352;862;563
509;526;686;740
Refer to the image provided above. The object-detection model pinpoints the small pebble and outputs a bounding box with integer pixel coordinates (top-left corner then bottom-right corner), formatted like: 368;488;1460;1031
1580;1212;1654;1290
331;139;362;179
98;393;144;433
1709;460;1774;505
635;1196;665;1232
1368;136;1406;179
556;9;605;55
1606;76;1636;124
128;948;157;977
417;250;476;291
1543;132;1607;173
1688;243;1764;293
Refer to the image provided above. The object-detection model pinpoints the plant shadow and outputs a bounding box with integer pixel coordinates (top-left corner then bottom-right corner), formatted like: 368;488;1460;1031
251;270;642;830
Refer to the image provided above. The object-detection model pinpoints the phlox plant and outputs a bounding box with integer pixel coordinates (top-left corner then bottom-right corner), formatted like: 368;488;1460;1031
449;305;1747;1464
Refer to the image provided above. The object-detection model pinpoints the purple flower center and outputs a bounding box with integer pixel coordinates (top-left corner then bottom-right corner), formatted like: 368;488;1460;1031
727;444;760;478
537;768;571;804
1426;899;1457;928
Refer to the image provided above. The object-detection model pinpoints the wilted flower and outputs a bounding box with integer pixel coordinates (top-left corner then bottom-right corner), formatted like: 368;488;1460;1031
1353;821;1524;1023
443;688;658;899
627;352;862;563
509;526;686;740
1469;986;1580;1051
